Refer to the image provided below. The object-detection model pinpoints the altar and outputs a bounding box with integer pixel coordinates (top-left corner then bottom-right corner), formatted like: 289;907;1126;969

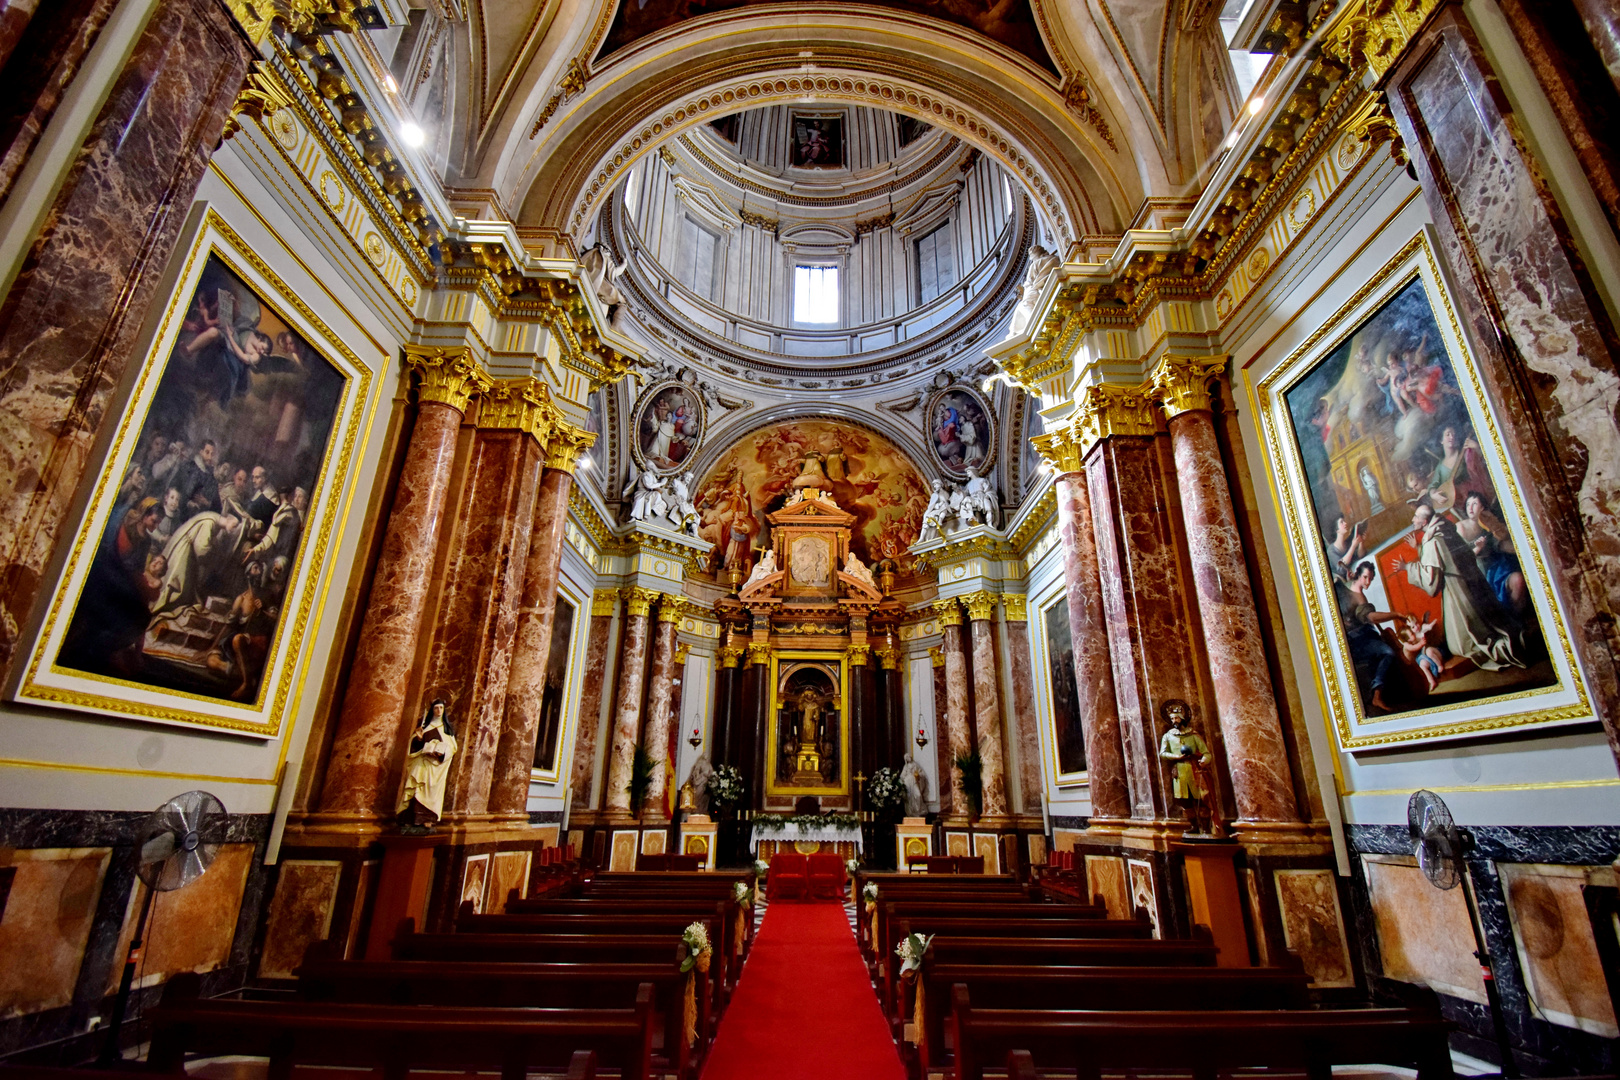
750;819;863;860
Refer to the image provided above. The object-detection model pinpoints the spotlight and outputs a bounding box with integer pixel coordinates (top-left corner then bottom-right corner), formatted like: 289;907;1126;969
401;122;425;147
1247;95;1265;116
383;74;398;94
578;456;593;470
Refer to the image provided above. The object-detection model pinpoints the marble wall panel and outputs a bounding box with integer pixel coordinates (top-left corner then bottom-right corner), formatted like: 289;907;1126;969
641;831;666;855
945;831;970;857
1052;829;1080;853
258;860;341;979
106;842;253;992
459;854;489;914
1128;857;1160;937
1085;854;1130;919
1363;855;1486;1003
488;851;532;914
1025;833;1046;868
1274;868;1354;988
0;847;109;1018
973;833;1000;873
1499;862;1618;1037
609;831;638;871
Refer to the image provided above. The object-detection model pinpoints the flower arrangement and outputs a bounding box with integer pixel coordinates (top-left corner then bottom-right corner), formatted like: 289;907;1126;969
895;931;933;975
863;882;879;904
866;766;904;813
845;857;861;876
680;921;711;973
751;811;861;832
733;880;754;907
709;764;745;809
753;858;769;879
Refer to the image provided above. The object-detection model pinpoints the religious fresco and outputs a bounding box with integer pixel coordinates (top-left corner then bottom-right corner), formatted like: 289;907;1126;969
532;596;576;773
926;385;996;478
693;419;929;572
631;379;705;475
597;0;1059;76
51;253;346;705
1283;275;1553;718
791;114;844;168
1042;598;1086;776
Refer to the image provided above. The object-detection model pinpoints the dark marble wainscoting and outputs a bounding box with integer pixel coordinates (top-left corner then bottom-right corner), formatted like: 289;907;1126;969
0;808;272;1064
1345;823;1620;1076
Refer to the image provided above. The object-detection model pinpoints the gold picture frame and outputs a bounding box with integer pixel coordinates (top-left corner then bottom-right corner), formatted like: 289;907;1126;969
16;210;374;738
764;649;850;797
1248;229;1589;749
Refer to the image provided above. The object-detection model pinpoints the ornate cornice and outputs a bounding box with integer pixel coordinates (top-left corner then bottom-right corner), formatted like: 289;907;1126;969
546;418;597;473
406;346;493;413
962;590;998;623
623;586;662;618
932;598;964;627
1322;0;1446;86
221;0;372;46
1008;486;1058;555
224;61;294;139
591;588;619;617
1001;594;1028;622
1149;355;1229;419
569;486;614;551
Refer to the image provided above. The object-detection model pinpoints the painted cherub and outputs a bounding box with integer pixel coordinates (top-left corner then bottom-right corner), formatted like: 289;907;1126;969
1395;611;1445;691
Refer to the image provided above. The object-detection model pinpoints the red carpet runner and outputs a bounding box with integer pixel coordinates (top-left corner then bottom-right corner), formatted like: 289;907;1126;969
701;901;906;1080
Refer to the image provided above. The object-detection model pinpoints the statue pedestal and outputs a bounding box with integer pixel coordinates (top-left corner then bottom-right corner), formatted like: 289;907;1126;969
1173;840;1250;967
680;814;717;869
895;816;933;872
364;832;450;960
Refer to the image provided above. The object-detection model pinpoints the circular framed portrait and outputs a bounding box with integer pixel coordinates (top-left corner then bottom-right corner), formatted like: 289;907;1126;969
630;379;707;476
924;384;997;478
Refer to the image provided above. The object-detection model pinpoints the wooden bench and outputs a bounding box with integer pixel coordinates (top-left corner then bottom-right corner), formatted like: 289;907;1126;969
454;910;733;994
952;985;1454;1080
145;973;654;1080
870;901;1110;966
501;897;754;964
295;958;704;1080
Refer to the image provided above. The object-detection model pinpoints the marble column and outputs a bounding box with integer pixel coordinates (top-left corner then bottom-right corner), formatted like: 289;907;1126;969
488;419;595;816
603;587;658;818
934;600;973;821
1081;384;1206;821
641;595;684;822
0;0;250;678
744;640;772;811
999;596;1044;816
848;645;874;804
1033;423;1131;819
879;645;904;771
1151;358;1299;824
1376;6;1620;764
929;646;951;815
568;590;619;811
320;350;492;816
963;592;1010;822
712;645;742;772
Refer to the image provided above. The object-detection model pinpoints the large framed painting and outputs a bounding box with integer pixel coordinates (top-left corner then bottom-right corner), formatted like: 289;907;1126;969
1041;596;1086;778
17;212;372;737
925;383;996;478
764;651;850;798
1251;231;1588;747
630;378;705;476
790;113;845;169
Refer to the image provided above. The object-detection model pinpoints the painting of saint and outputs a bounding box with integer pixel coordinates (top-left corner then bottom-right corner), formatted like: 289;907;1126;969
775;665;840;787
1043;600;1085;775
791;114;844;168
634;382;703;474
694;419;929;575
54;254;345;704
532;597;576;772
928;386;995;477
1283;276;1553;717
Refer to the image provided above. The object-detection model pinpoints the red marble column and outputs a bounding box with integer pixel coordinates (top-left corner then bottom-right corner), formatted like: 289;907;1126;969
319;351;491;816
603;587;658;817
963;593;1010;822
489;420;595;816
1152;359;1299;824
930;648;952;815
999;598;1044;815
1081;385;1206;822
934;600;973;821
567;592;618;810
0;0;249;678
641;597;683;822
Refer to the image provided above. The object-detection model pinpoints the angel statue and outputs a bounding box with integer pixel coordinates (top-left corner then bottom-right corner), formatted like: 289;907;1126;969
398;699;458;832
1006;244;1061;339
742;548;778;591
668;470;699;535
842;550;877;588
579;243;629;310
900;753;929;818
919;479;954;540
622;464;670;524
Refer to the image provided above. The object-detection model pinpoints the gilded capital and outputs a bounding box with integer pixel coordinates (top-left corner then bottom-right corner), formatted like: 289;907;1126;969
1002;594;1029;622
847;644;872;666
478;377;554;443
657;595;687;623
1149;355;1229;419
546;417;597;473
674;642;690;664
932;598;964;627
1076;383;1158;452
623;586;661;618
1323;0;1444;85
223;62;293;140
407;345;493;413
962;591;998;622
1030;424;1085;475
590;588;619;617
928;646;946;668
877;646;899;670
718;646;745;669
747;643;772;666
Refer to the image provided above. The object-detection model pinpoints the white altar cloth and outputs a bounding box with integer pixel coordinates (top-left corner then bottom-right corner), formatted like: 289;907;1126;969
748;820;863;852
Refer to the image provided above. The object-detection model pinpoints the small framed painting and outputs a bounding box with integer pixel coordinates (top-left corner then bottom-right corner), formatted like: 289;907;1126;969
630;378;705;476
1250;230;1589;748
925;384;996;479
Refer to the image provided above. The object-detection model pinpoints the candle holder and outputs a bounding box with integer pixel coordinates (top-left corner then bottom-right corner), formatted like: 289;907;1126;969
688;728;703;749
914;727;929;749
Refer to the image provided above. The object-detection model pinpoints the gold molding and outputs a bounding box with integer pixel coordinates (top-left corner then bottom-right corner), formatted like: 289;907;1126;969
591;588;619;617
1001;594;1029;622
847;644;872;666
747;643;772;666
877;646;899;670
1076;382;1158;452
224;61;295;139
1149;355;1229;418
406;346;492;413
1030;425;1085;475
657;595;687;624
623;586;661;618
1323;0;1446;86
962;591;998;623
718;646;744;669
478;377;553;442
546;417;597;473
932;598;964;627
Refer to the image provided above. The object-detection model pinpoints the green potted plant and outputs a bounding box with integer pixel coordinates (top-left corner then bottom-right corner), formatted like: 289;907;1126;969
955;748;983;819
627;744;656;816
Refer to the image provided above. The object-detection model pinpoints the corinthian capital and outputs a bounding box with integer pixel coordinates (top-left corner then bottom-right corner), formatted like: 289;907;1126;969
406;346;493;413
1149;355;1229;418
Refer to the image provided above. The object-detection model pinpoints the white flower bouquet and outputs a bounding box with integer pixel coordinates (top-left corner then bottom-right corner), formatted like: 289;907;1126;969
895;931;933;975
680;921;711;972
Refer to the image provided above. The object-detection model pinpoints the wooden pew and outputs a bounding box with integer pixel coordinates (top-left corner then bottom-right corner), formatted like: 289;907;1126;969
502;896;754;965
454;910;733;996
870;900;1107;962
144;973;655;1080
951;985;1454;1080
910;964;1312;1074
295;959;703;1080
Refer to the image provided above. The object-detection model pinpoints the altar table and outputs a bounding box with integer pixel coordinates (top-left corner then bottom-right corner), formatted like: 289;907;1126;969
749;820;862;859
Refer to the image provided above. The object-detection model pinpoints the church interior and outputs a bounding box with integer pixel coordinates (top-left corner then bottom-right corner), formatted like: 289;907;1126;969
0;0;1618;1076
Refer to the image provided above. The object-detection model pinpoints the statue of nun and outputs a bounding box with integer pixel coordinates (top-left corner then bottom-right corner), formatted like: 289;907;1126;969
398;698;458;831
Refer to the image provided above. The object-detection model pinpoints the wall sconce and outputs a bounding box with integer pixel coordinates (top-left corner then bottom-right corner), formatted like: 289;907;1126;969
688;726;703;749
915;726;929;749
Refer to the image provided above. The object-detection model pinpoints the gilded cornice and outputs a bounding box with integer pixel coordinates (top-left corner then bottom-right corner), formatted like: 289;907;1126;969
568;486;614;550
1076;383;1158;451
912;533;1019;571
932;599;964;627
1001;594;1029;622
623;586;662;618
221;0;369;45
1322;0;1446;86
1007;486;1057;553
591;588;619;617
718;646;744;669
1149;355;1229;418
546;417;597;473
962;591;998;623
406;346;493;412
224;61;294;140
657;595;688;623
477;377;554;441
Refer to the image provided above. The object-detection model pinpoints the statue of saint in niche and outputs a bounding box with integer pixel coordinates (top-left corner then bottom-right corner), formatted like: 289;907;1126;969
776;670;840;787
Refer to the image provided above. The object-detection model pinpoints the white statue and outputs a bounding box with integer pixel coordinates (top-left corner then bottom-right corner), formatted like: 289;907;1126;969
842;550;876;588
919;479;953;539
685;754;714;815
669;470;699;534
949;482;980;527
622;465;670;523
580;243;628;309
398;699;458;829
964;473;999;529
741;548;778;591
900;753;929;818
1006;244;1060;339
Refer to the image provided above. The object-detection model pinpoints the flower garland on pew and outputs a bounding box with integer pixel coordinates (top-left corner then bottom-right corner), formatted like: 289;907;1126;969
731;880;753;959
847;858;861;906
896;931;933;1046
680;921;712;1048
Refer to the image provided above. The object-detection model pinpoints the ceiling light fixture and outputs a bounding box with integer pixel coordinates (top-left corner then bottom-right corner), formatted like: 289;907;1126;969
1247;95;1265;116
401;122;426;148
384;74;398;94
